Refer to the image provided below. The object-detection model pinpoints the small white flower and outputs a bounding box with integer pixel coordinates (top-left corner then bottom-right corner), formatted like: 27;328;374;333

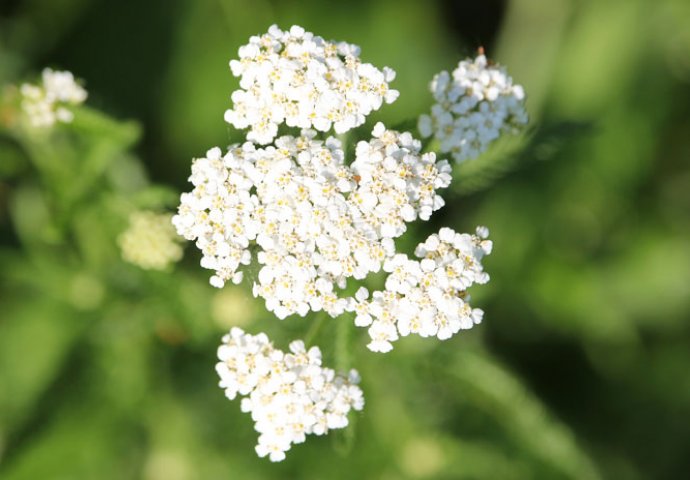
215;328;364;462
19;68;87;128
418;54;527;164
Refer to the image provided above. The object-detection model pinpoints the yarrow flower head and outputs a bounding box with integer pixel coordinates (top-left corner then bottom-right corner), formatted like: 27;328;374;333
171;23;528;462
215;327;364;462
19;68;87;128
118;211;183;270
418;53;527;164
353;226;492;353
224;25;399;144
173;123;451;319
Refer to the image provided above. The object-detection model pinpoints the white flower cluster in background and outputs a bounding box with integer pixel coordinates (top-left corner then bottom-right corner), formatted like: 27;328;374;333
353;227;492;353
118;211;183;270
19;68;87;128
225;25;399;144
173;122;451;319
216;328;364;462
418;54;527;164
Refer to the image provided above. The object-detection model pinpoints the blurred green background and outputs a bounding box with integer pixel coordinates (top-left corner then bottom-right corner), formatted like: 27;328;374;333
1;0;690;478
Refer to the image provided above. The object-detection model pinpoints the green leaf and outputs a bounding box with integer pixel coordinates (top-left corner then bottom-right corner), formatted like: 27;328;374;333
130;185;180;210
446;348;602;480
0;135;28;179
8;184;59;247
0;407;140;480
0;298;86;435
389;117;420;134
69;106;141;148
15;106;142;220
452;121;592;196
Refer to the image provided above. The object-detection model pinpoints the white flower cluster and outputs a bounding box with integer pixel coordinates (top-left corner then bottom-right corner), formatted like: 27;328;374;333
171;25;521;462
20;68;87;128
418;54;527;164
353;227;492;353
225;25;399;144
173;123;450;319
216;327;364;462
119;211;184;270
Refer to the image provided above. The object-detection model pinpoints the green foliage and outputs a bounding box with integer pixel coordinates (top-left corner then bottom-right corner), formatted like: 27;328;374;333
451;121;592;196
1;0;689;478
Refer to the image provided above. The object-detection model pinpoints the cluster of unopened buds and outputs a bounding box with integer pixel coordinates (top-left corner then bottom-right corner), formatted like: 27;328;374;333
171;25;527;460
118;211;183;271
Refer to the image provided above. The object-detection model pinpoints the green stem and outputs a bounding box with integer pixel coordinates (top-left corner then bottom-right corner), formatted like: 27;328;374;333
337;131;351;162
333;315;356;455
303;311;327;347
334;315;350;372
